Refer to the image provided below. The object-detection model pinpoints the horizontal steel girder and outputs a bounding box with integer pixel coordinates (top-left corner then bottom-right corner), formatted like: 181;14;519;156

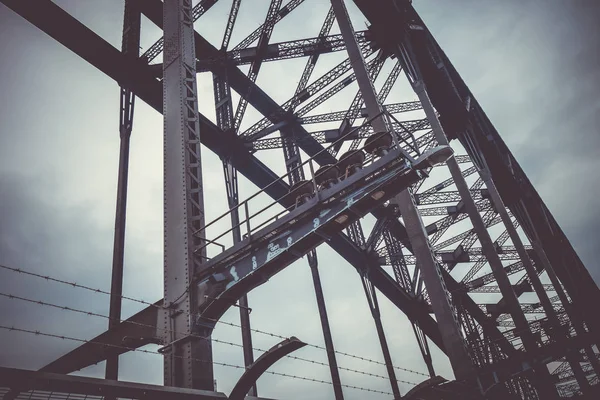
250;119;432;152
148;30;370;74
0;366;278;400
298;101;422;125
0;0;445;357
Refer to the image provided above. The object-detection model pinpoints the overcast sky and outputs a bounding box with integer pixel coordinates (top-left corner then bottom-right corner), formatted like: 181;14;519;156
0;0;599;399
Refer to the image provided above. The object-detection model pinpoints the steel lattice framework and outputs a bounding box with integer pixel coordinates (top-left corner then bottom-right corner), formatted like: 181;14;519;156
1;0;599;399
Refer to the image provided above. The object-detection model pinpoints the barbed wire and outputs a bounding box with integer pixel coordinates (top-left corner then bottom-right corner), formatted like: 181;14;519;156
0;324;393;396
0;291;419;386
0;263;429;378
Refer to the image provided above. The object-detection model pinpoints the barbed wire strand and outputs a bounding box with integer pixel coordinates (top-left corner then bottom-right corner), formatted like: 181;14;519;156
0;263;429;378
0;292;419;386
0;324;393;396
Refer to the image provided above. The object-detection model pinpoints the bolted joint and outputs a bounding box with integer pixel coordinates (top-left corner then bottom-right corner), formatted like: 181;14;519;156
191;314;217;337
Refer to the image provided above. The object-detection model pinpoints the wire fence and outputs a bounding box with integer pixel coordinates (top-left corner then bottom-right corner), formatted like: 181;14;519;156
0;263;429;379
0;263;430;391
0;324;394;396
0;291;420;386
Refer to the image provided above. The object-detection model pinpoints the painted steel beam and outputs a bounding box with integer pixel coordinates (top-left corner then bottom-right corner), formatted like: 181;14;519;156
250;119;431;151
231;0;306;51
294;6;336;98
232;0;283;132
383;213;517;357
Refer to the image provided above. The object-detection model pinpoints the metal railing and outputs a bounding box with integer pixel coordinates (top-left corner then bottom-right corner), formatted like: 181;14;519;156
193;110;417;256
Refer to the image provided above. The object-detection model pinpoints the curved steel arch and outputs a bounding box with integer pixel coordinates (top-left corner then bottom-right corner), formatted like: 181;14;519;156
229;337;307;400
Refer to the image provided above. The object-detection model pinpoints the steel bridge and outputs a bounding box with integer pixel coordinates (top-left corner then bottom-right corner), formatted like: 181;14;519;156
0;0;599;399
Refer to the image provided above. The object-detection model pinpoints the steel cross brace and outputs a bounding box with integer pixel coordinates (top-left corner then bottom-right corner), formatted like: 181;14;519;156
106;0;141;387
294;5;336;97
250;118;431;151
298;100;422;125
194;31;369;72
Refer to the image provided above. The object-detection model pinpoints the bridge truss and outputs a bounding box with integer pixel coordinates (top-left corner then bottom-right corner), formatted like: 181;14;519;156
0;0;599;399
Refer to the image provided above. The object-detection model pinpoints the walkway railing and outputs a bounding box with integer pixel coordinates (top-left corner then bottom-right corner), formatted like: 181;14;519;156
193;110;418;257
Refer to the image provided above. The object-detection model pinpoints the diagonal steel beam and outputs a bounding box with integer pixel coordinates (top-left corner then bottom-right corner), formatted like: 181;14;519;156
231;0;305;51
242;46;370;139
221;0;242;50
233;0;282;131
294;6;336;98
40;302;161;374
299;101;422;125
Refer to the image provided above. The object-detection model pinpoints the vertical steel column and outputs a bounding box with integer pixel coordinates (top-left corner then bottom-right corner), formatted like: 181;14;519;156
412;323;435;378
307;251;345;400
214;0;255;392
330;0;475;381
106;0;140;383
280;124;344;399
162;0;211;389
361;274;401;399
222;160;257;396
477;166;591;392
351;218;401;394
412;82;558;398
